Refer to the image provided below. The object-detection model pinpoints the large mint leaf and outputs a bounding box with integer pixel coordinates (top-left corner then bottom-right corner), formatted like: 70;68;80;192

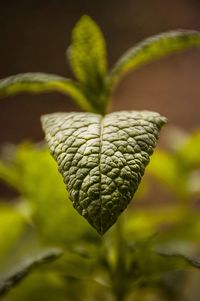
41;111;166;235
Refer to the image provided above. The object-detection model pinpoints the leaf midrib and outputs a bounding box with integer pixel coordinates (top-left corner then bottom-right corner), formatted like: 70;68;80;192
99;115;104;234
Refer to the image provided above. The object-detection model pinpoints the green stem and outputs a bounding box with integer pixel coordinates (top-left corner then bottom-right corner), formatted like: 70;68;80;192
113;216;127;301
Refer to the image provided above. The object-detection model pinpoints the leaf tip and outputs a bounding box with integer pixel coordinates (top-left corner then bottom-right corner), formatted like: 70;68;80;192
157;115;168;129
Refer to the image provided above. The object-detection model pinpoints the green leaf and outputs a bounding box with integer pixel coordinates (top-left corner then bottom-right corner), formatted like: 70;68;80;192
4;272;73;301
41;111;167;235
109;30;200;88
0;73;95;112
178;130;200;168
0;248;63;297
0;143;97;245
157;249;200;270
147;150;185;196
68;15;107;85
0;205;26;264
68;15;108;114
0;160;22;192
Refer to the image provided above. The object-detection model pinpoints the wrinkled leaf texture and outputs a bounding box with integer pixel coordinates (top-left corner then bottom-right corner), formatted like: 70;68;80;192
41;111;166;234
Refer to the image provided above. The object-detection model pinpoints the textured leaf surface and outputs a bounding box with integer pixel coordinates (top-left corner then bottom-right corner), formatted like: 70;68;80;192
41;111;166;234
0;249;63;297
109;30;200;88
0;73;95;112
68;15;107;84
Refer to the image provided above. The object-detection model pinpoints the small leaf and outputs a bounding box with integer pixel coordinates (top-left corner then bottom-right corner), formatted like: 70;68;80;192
68;15;108;114
68;15;107;84
109;30;200;88
41;111;166;235
0;73;95;112
0;248;63;297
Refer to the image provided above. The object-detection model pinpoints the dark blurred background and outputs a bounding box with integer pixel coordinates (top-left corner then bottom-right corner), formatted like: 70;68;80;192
0;0;200;144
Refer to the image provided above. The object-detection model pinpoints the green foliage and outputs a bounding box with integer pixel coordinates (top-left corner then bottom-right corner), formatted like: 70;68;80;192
0;135;200;300
157;249;200;269
68;16;108;114
0;16;200;115
0;249;62;297
148;128;200;199
0;204;26;263
0;144;101;300
68;15;107;84
0;143;97;245
0;15;200;301
0;73;94;113
108;30;200;89
41;111;166;234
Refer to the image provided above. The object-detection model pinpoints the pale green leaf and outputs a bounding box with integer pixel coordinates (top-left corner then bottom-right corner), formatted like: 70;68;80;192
68;15;108;114
0;160;22;192
41;111;166;235
0;143;97;245
109;30;200;88
147;150;183;194
0;248;63;297
0;73;95;112
178;130;200;168
68;15;107;84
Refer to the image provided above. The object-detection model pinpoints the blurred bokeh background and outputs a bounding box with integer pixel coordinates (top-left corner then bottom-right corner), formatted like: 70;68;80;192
0;0;200;144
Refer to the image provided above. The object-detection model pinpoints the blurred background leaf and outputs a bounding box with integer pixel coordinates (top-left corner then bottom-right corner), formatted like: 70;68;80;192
0;204;26;264
0;248;63;297
0;143;99;246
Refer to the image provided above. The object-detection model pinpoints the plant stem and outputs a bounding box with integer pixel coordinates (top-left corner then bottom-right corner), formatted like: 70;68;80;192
113;215;127;301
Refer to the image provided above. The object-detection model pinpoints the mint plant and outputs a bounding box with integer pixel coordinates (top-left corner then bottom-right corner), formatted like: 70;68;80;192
1;140;200;301
41;111;166;234
0;15;199;234
0;15;200;300
1;16;200;115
